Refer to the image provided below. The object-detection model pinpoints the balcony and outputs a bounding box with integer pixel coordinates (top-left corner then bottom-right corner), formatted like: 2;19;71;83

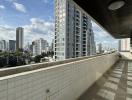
0;0;131;100
79;58;129;100
0;51;122;100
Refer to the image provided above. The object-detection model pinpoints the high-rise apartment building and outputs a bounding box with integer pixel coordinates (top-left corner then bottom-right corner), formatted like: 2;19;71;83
9;40;16;52
33;38;49;56
54;0;96;61
16;27;24;50
118;38;130;52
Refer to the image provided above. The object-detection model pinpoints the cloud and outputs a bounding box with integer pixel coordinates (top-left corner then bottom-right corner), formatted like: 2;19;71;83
23;18;54;44
0;25;15;41
0;18;54;46
0;5;5;10
92;22;110;38
6;0;27;13
6;0;17;2
92;21;118;48
42;0;53;5
13;2;26;13
43;0;48;3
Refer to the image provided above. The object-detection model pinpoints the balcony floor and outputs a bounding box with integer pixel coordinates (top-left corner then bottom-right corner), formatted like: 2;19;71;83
78;60;132;100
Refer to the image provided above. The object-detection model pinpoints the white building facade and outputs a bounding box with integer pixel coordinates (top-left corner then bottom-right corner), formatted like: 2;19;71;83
33;38;49;56
54;0;96;61
0;40;8;51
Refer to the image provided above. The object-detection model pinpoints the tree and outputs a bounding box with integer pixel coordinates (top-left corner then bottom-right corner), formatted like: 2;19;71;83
17;57;26;66
50;51;54;58
17;48;24;52
34;55;42;63
46;51;54;57
41;52;47;58
0;52;9;57
0;57;7;67
14;51;23;57
8;56;17;67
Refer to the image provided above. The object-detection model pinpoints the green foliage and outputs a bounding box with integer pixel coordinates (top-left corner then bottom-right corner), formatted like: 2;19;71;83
34;55;42;63
46;51;54;57
0;50;54;67
8;56;17;67
0;50;30;67
0;52;9;57
41;52;47;58
0;57;7;67
14;51;23;57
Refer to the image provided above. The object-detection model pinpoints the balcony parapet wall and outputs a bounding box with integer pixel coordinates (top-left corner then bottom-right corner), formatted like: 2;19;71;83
0;52;119;100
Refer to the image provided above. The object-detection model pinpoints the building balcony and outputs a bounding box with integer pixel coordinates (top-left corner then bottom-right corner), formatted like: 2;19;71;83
78;52;132;100
0;51;128;100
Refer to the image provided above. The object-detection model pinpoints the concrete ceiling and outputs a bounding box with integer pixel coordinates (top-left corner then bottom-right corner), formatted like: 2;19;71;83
73;0;132;39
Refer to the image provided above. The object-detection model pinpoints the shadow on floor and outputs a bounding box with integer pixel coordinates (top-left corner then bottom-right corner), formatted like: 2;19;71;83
78;60;131;100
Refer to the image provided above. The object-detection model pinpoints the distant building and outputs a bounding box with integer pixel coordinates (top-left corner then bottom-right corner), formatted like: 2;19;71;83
118;38;130;52
90;30;96;55
54;0;96;61
16;27;24;50
9;40;16;52
0;41;3;51
49;39;54;51
6;42;9;51
24;42;31;52
2;40;6;51
96;43;103;54
33;38;49;56
118;40;121;52
0;40;8;51
29;42;34;54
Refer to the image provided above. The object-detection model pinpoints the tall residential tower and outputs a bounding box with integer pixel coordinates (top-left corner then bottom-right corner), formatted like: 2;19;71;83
54;0;96;61
16;27;24;50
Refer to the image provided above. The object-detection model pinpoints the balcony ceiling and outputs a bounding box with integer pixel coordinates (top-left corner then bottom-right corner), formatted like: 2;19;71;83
73;0;132;38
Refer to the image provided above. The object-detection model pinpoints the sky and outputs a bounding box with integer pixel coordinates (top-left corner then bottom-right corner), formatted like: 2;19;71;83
0;0;118;48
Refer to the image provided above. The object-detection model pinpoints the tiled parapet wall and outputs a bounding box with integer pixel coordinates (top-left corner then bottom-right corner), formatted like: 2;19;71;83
0;52;119;100
0;52;118;77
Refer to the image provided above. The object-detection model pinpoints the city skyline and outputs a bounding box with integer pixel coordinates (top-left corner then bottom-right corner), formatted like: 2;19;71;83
0;26;52;48
0;0;118;48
